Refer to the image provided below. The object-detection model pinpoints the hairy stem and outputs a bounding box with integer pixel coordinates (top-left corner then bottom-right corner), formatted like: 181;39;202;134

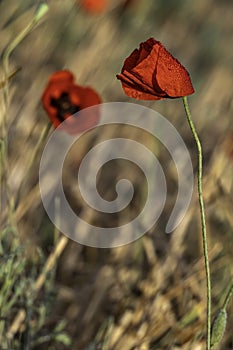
182;96;211;350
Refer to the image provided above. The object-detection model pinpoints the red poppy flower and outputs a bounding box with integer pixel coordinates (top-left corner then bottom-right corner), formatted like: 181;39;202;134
79;0;108;14
42;70;102;134
117;38;194;100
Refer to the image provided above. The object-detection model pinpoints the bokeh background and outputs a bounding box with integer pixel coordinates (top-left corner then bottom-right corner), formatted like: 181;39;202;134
0;0;232;349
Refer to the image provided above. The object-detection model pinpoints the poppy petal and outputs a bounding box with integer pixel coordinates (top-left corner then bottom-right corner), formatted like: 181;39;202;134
123;39;160;93
117;71;165;100
117;37;194;100
80;0;108;14
156;46;194;97
41;70;102;134
121;83;164;100
48;70;74;84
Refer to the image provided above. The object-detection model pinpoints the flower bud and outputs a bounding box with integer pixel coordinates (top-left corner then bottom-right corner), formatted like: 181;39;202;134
210;309;227;349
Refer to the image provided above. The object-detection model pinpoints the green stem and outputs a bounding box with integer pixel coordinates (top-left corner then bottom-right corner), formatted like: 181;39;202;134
0;2;49;223
2;3;49;115
0;67;22;89
15;121;51;207
222;284;233;310
182;96;211;350
2;3;49;77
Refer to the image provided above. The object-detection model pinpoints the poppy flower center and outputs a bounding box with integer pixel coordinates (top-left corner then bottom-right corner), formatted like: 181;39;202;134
50;92;80;121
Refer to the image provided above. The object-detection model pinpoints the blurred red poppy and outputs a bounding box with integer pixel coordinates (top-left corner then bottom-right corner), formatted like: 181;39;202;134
42;70;102;134
79;0;108;14
117;38;194;100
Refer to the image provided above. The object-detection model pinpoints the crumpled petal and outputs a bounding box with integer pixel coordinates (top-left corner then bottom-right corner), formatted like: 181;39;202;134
156;46;194;97
117;37;194;100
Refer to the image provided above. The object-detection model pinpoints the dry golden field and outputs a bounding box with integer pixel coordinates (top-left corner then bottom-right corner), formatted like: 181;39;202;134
0;0;232;349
